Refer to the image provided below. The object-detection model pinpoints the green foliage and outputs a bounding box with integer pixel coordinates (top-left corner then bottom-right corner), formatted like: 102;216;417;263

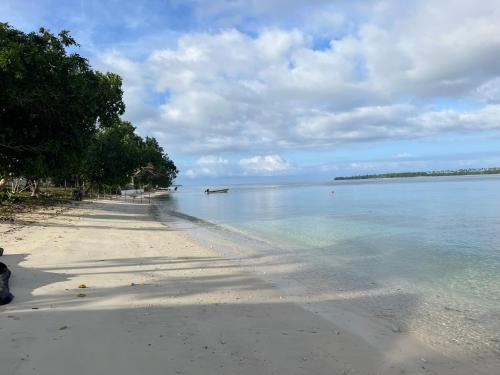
0;23;125;179
134;137;178;188
83;121;143;187
0;23;177;196
83;125;178;189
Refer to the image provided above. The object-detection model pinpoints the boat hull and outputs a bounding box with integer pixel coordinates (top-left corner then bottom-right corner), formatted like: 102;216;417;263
205;189;229;194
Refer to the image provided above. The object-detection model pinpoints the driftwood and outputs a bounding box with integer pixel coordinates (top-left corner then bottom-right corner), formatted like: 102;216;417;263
0;262;14;305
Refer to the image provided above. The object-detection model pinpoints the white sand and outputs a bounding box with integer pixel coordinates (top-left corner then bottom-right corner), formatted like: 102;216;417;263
0;200;496;374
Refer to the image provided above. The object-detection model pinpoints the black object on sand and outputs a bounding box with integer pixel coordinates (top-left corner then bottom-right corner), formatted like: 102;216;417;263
0;262;14;305
0;247;3;256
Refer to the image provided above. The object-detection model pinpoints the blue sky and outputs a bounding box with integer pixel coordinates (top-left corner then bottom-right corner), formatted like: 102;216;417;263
3;0;500;184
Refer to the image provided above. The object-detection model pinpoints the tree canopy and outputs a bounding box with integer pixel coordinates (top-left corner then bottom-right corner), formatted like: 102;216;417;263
83;120;142;187
135;137;178;188
83;122;178;189
0;24;177;196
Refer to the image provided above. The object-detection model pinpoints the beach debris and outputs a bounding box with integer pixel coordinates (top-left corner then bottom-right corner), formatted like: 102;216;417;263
0;261;14;305
77;293;86;298
59;325;68;330
78;284;87;289
0;247;4;256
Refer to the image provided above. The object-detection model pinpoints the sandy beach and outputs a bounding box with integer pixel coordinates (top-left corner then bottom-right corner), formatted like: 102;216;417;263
0;200;495;375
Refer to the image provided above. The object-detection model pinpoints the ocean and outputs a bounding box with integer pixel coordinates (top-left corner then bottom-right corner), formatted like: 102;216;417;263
157;175;500;359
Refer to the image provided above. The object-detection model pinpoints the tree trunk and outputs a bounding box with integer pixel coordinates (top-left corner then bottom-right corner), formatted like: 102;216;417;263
30;179;40;198
12;178;21;194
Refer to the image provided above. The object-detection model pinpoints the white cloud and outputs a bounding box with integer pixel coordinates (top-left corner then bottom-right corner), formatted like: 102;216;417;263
350;161;398;170
349;160;428;172
94;0;500;156
415;105;500;132
395;152;412;159
238;154;292;175
476;77;500;103
184;154;293;178
294;104;500;145
184;155;229;178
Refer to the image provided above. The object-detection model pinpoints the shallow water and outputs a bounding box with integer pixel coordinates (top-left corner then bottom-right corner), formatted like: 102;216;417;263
158;175;500;358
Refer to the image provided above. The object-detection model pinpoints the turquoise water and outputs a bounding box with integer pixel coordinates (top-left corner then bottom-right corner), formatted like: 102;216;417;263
159;175;500;357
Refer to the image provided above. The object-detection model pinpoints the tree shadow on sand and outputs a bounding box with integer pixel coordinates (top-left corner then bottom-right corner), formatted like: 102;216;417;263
2;250;497;375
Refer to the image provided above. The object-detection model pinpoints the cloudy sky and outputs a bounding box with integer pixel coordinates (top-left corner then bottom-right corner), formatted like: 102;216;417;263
3;0;500;184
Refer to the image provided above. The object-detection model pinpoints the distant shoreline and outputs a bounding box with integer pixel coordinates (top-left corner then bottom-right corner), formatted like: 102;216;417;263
334;167;500;180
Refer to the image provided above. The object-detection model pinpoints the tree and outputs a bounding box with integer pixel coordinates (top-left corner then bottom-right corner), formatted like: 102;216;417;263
83;120;143;188
134;137;178;188
0;23;125;194
0;24;178;198
84;125;178;190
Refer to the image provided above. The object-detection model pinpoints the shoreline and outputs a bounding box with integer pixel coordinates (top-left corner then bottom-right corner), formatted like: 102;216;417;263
0;200;497;374
155;200;500;361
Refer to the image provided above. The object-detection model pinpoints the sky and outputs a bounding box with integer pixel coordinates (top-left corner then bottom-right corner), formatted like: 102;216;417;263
2;0;500;184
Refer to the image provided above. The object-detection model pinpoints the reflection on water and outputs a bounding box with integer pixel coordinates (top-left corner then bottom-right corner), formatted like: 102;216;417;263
157;175;500;358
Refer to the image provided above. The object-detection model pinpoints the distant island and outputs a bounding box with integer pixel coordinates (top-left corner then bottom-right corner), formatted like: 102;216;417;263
334;167;500;180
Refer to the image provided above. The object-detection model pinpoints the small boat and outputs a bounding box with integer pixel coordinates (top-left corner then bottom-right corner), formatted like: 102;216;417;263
205;188;229;194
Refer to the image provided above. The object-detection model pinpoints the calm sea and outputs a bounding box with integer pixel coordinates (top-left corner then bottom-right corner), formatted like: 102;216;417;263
158;175;500;358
